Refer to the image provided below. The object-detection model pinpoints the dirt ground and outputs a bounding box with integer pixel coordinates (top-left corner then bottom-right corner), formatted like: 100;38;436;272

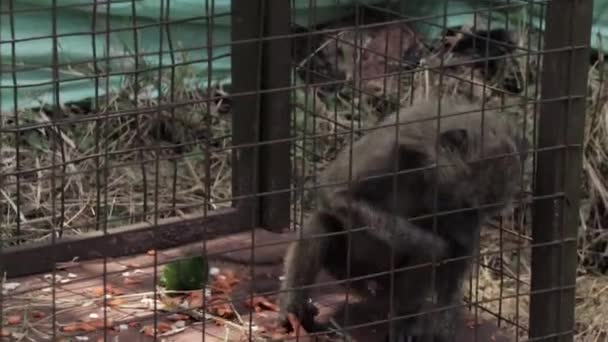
2;229;515;342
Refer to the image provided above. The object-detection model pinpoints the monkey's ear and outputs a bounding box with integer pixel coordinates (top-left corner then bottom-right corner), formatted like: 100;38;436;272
439;129;468;154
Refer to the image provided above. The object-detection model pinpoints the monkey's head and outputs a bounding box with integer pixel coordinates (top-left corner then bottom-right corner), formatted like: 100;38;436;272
428;111;529;215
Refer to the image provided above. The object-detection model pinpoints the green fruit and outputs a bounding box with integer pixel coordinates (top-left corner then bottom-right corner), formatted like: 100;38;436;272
162;255;209;291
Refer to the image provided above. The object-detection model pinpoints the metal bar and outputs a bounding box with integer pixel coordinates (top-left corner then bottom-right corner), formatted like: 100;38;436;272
0;208;243;278
529;0;594;341
231;0;292;231
231;0;264;228
259;0;292;231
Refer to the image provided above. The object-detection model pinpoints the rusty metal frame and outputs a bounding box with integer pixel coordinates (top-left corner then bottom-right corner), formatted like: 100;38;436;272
1;208;243;278
231;0;292;232
528;0;594;341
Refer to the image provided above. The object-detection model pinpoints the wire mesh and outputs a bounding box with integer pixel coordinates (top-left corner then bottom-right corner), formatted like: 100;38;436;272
0;0;597;341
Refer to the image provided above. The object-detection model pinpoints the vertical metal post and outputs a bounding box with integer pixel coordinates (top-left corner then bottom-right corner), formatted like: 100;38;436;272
529;0;594;341
231;0;263;229
259;0;292;231
231;0;292;231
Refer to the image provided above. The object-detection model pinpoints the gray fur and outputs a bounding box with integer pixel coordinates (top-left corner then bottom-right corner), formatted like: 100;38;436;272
278;96;528;342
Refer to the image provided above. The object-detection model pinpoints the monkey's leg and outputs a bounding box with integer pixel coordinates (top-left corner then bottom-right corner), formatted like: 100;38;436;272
420;243;475;342
375;258;436;342
278;211;339;331
424;263;468;342
428;216;481;342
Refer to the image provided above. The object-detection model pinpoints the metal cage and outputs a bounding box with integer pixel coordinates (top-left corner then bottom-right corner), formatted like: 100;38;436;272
0;0;596;341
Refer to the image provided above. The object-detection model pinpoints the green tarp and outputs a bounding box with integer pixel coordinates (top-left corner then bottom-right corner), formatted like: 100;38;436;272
1;0;606;112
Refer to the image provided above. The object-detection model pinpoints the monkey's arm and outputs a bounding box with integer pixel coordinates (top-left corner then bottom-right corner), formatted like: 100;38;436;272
333;197;449;260
278;211;338;331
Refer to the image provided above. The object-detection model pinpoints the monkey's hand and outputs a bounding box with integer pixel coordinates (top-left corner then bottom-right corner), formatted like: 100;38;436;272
278;298;320;332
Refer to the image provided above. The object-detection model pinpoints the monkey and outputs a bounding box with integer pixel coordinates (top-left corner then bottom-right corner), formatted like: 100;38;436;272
446;28;516;59
278;96;528;342
442;27;526;94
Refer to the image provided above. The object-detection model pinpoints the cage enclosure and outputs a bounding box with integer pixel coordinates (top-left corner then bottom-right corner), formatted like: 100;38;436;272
0;0;599;341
